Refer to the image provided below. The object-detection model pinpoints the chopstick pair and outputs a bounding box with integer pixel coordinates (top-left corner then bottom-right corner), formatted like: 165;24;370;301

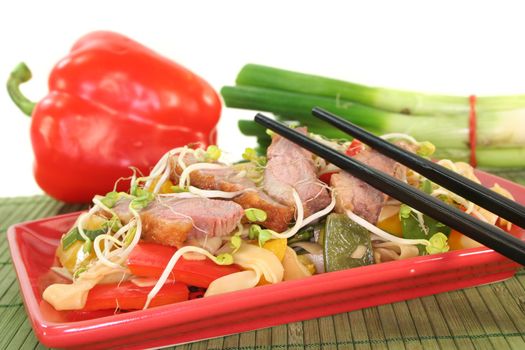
254;108;525;266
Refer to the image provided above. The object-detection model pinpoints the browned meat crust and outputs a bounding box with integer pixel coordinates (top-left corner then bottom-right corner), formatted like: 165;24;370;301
140;209;193;247
233;190;294;232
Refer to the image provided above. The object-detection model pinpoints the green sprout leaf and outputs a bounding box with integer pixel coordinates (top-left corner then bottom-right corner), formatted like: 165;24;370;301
258;229;273;247
420;179;433;194
245;208;268;222
130;188;154;210
242;147;267;167
249;224;262;240
242;148;258;162
426;232;450;254
100;191;120;208
216;253;234;265
230;235;242;253
399;204;412;219
205;145;221;162
417;141;436;157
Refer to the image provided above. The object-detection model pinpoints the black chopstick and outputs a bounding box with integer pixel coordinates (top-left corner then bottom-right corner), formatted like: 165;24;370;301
312;106;525;229
254;113;525;266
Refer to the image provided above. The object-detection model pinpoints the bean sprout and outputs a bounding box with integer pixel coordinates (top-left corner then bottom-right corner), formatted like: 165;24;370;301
152;162;172;194
76;206;100;242
188;186;255;199
121;205;143;257
380;133;419;145
177;146;189;171
157;192;200;198
346;210;429;246
143;147;194;190
94;235;125;269
92;196;118;218
143;246;229;309
269;188;336;239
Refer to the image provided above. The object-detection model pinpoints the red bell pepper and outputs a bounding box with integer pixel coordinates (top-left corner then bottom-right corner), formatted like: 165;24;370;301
7;31;221;203
127;242;241;288
319;171;337;185
82;281;189;311
345;139;364;157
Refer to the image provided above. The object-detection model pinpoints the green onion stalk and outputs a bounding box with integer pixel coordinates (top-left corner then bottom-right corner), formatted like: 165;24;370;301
236;64;525;116
222;85;525;169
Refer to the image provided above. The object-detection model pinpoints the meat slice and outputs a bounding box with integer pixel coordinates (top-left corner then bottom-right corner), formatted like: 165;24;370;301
233;189;293;232
169;154;294;232
330;146;406;224
263;129;331;217
141;197;244;247
109;197;244;247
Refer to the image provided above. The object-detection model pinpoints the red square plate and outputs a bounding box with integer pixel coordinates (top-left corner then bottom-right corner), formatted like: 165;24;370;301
7;171;525;349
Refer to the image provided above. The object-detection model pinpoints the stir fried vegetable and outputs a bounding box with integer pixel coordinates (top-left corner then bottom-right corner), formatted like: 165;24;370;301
44;127;516;314
321;214;374;271
126;242;241;288
82;281;189;311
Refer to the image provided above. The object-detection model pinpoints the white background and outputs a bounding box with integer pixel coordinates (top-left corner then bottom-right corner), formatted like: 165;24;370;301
1;1;525;198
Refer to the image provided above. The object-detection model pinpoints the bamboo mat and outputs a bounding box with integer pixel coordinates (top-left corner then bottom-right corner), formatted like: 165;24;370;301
2;169;525;350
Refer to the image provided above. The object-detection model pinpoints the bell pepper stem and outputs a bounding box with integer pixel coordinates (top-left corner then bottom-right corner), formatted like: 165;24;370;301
7;62;37;116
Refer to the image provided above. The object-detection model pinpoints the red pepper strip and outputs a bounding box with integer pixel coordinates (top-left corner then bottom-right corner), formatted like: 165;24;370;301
345;139;364;157
319;172;337;185
7;31;221;203
126;242;241;288
319;139;363;184
82;281;189;311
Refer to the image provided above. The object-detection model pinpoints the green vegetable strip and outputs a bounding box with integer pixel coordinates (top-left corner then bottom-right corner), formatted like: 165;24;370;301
238;119;270;137
61;225;110;250
222;85;390;131
62;227;80;250
433;147;525;169
239;120;349;140
222;86;525;149
236;64;525;116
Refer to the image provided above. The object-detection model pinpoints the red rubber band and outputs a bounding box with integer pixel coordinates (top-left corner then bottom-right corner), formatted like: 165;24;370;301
469;95;477;167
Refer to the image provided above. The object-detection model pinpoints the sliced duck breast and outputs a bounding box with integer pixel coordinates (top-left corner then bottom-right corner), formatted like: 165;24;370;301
169;153;294;232
330;146;406;224
264;128;331;217
108;197;244;247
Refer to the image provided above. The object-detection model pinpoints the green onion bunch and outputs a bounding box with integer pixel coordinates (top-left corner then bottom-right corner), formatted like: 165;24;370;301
222;64;525;169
